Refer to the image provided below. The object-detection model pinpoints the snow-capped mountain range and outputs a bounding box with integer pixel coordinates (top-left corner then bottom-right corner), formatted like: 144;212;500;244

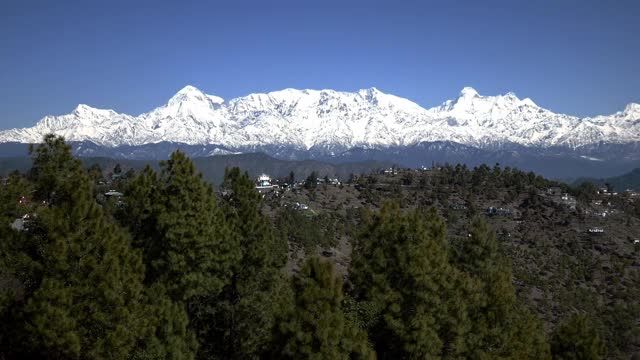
1;85;639;152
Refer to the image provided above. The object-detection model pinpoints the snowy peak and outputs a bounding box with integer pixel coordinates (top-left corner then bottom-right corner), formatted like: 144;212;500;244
73;104;95;114
456;88;537;107
168;85;224;106
358;86;382;99
624;103;640;115
459;86;479;98
435;87;542;115
71;104;117;117
0;85;638;151
521;97;537;107
146;85;226;125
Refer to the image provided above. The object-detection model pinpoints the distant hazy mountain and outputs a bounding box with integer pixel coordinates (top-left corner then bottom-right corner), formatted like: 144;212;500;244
573;167;640;192
0;153;391;186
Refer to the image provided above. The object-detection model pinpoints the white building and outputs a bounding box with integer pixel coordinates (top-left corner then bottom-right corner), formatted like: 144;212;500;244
255;174;278;192
256;174;272;187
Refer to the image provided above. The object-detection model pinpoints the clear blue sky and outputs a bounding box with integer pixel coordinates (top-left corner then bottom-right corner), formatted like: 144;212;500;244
1;0;639;129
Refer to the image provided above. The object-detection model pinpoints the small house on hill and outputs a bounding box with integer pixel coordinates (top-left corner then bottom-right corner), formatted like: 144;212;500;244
546;187;563;196
255;174;278;193
587;227;604;234
105;190;124;198
486;207;512;216
382;168;398;176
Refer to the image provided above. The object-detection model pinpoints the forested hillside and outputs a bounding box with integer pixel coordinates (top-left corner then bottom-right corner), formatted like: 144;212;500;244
575;167;640;192
1;135;635;359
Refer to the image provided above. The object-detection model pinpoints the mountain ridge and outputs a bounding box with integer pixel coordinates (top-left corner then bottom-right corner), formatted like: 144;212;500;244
1;85;638;151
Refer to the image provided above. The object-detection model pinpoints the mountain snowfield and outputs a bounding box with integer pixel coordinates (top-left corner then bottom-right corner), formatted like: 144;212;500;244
1;85;639;152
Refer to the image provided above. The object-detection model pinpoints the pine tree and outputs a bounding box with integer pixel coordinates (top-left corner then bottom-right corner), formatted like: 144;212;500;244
551;314;606;360
349;203;471;359
0;170;32;221
156;152;238;301
0;135;149;359
130;284;198;360
451;217;550;359
273;257;374;360
0;172;34;357
87;163;104;183
204;167;288;358
121;151;239;358
28;134;84;205
120;165;163;265
305;171;318;189
123;152;238;301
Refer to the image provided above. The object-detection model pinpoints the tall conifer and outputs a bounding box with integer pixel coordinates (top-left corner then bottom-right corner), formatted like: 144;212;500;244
0;135;148;359
349;203;470;358
273;257;374;360
207;168;287;358
122;151;239;359
551;314;606;360
452;217;550;359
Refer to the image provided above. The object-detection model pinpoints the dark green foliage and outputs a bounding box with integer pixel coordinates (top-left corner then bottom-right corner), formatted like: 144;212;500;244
305;171;318;189
206;167;288;358
551;314;607;360
350;203;472;358
87;163;104;182
276;207;338;250
272;257;374;359
350;204;550;359
0;135;150;359
28;134;85;204
130;284;198;360
0;171;32;220
119;165;162;259
122;152;240;359
574;181;599;201
573;167;640;192
452;217;550;359
0;136;574;359
155;152;238;301
124;152;238;302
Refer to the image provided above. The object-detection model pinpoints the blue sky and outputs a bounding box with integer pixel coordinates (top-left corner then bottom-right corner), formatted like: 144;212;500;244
1;0;639;129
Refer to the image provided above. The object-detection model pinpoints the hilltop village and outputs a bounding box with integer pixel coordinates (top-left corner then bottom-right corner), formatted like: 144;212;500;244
248;165;640;357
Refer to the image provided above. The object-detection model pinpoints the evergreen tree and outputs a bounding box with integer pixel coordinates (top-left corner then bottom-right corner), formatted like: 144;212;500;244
28;134;84;204
452;217;550;359
122;151;239;358
0;171;32;220
130;284;198;360
124;152;238;301
207;167;288;358
0;172;33;357
305;171;318;189
550;314;607;360
273;257;374;360
0;135;150;359
349;203;471;358
87;163;104;183
120;165;162;265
